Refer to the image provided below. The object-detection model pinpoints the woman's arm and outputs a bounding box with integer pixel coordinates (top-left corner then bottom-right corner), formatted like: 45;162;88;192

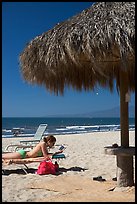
52;150;63;156
41;143;51;160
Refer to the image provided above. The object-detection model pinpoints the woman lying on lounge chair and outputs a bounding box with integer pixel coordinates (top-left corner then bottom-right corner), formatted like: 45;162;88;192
2;135;63;160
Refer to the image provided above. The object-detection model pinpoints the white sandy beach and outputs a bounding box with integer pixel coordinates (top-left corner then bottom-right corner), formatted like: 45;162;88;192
2;131;135;202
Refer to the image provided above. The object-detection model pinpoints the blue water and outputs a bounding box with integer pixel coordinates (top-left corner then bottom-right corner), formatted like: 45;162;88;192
2;117;135;138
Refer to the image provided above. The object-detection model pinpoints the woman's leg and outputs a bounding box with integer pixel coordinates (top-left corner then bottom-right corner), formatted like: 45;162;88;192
2;152;22;159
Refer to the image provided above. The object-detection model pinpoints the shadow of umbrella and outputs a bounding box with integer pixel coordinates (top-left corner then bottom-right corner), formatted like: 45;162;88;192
19;2;135;187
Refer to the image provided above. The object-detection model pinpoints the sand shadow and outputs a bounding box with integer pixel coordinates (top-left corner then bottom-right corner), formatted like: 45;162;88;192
59;166;88;173
2;168;37;175
54;166;88;175
2;166;88;176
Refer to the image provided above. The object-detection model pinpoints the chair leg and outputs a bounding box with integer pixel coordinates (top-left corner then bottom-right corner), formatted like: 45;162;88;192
22;164;29;174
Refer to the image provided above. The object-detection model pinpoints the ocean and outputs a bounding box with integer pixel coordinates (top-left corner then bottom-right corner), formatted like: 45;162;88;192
2;117;135;138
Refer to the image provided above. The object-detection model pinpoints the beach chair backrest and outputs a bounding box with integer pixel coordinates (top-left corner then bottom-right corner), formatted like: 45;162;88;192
34;124;48;140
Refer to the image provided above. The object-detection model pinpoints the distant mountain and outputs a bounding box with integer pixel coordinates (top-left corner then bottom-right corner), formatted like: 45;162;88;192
78;105;135;118
47;105;135;118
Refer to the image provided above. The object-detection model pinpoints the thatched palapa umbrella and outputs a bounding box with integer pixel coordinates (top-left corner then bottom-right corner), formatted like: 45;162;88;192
19;2;135;187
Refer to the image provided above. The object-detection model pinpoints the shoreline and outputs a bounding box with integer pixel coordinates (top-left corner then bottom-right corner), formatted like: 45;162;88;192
2;128;135;138
2;130;135;202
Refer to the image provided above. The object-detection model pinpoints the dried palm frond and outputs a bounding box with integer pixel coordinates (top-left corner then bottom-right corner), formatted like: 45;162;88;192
19;2;135;95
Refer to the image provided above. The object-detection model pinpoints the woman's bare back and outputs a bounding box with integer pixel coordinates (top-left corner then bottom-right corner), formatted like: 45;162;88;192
26;141;48;158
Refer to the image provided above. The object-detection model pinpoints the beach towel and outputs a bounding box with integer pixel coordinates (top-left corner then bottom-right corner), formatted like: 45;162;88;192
35;159;59;175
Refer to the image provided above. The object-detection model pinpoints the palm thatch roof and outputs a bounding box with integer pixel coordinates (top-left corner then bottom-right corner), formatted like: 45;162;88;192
19;2;135;95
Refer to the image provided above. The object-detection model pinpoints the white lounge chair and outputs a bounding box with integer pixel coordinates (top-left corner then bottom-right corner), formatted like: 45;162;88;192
5;124;48;152
20;124;48;144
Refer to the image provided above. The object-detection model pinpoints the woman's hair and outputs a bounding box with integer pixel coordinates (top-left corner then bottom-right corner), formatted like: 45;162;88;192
43;135;56;143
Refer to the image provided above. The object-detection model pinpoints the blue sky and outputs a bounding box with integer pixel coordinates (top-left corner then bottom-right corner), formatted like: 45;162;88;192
2;2;135;117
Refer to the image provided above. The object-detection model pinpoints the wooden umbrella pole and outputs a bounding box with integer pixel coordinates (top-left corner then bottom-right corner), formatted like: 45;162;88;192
120;70;129;147
116;69;134;187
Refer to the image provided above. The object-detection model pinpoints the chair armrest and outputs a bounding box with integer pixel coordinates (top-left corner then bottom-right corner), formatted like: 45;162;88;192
20;139;40;144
